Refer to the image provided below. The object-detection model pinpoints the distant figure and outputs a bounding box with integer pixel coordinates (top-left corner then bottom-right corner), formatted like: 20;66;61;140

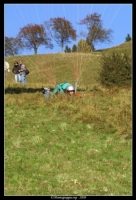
18;60;26;84
12;61;21;83
4;61;10;72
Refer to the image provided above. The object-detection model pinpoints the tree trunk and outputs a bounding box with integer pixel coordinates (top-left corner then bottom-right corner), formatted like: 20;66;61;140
34;47;37;54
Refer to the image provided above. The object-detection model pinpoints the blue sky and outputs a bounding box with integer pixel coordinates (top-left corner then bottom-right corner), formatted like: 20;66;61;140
4;3;132;55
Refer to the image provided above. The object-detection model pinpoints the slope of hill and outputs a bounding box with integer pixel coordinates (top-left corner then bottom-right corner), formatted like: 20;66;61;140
4;41;132;89
96;40;132;52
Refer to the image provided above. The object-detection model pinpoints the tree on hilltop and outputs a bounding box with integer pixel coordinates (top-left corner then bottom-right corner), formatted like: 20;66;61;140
125;34;132;42
44;17;77;52
77;39;90;52
72;44;78;52
79;12;113;51
17;23;53;54
5;36;22;56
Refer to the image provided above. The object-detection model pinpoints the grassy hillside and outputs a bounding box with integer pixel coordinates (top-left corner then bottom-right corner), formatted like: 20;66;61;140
5;53;102;89
97;40;132;53
4;41;132;196
4;41;132;89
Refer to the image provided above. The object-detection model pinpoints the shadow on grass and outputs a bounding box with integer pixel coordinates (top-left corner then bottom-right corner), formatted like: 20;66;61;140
5;86;86;94
5;87;55;94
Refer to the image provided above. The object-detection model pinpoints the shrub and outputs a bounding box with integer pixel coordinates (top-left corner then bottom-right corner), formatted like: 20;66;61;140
99;51;132;88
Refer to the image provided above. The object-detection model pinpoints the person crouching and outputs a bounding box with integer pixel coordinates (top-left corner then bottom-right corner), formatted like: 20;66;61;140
65;85;75;96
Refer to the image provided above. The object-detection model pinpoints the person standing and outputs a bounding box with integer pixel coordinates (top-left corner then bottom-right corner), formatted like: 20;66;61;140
12;61;21;83
19;60;26;84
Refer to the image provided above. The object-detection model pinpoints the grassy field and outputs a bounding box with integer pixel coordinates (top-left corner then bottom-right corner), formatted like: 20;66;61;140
4;41;132;196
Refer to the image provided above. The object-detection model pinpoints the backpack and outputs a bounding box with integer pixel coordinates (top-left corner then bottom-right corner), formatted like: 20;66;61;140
25;68;29;75
53;82;72;94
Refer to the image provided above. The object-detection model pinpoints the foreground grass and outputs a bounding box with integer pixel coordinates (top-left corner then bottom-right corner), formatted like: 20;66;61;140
5;84;132;196
5;41;132;195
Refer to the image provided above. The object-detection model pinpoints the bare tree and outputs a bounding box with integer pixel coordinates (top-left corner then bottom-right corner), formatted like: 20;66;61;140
44;17;77;52
5;36;22;56
17;23;53;54
79;12;113;51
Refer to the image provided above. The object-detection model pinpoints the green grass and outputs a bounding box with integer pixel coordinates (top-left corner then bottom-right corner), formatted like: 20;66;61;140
4;41;132;196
